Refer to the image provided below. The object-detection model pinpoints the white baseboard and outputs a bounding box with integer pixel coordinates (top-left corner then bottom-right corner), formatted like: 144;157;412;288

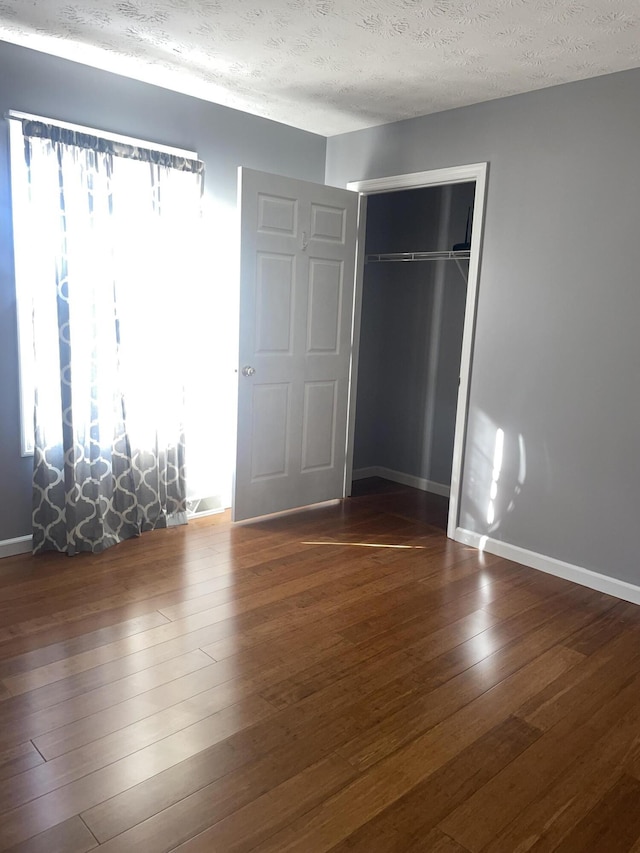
455;527;640;606
352;466;450;498
0;535;32;559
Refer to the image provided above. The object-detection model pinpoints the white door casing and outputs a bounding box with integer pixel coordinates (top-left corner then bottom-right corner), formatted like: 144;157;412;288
346;163;488;540
233;168;358;522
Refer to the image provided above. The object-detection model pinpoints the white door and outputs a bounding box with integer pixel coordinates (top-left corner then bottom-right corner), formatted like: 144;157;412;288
233;168;358;522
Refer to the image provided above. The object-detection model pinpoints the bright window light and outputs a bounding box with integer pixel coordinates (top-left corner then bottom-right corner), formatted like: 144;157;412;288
8;117;36;455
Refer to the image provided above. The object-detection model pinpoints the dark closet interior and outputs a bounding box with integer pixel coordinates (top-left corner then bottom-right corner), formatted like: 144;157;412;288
352;182;476;526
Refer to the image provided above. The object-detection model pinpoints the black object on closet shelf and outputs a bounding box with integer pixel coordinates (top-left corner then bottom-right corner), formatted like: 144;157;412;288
453;205;473;252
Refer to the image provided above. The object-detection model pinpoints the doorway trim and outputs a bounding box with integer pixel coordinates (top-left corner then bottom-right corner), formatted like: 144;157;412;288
345;162;488;540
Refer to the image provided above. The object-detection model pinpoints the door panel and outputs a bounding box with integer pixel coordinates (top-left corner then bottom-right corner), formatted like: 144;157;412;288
250;383;290;480
257;193;298;235
234;168;358;522
310;203;347;241
307;259;343;353
255;253;295;353
301;380;338;472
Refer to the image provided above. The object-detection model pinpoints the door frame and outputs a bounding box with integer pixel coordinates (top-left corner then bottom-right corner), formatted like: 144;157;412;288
345;162;488;540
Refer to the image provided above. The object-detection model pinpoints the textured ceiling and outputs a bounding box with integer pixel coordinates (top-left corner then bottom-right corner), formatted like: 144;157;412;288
1;0;639;136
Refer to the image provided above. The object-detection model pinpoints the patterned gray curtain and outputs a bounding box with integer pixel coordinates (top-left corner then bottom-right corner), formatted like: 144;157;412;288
21;120;205;555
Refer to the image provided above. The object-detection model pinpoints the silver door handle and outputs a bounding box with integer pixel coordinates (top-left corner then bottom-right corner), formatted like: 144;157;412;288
241;365;256;377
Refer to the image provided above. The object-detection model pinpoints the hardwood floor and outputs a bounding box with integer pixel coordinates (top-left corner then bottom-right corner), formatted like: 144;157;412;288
0;479;639;851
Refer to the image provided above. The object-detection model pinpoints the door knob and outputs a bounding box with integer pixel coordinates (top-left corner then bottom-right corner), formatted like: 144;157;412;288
241;365;256;377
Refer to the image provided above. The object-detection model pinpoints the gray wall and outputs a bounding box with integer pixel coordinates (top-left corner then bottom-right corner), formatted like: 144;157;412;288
354;184;473;487
327;68;640;585
0;40;326;541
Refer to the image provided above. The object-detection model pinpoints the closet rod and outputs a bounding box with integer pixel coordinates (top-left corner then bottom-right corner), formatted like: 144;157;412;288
365;250;471;263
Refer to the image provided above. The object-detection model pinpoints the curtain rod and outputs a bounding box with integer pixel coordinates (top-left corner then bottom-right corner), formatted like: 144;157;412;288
5;110;198;160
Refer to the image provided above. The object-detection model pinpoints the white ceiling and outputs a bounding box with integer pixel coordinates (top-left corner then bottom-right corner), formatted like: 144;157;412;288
1;0;639;136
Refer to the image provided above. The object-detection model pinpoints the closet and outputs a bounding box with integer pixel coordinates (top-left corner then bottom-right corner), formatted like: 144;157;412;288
352;182;476;515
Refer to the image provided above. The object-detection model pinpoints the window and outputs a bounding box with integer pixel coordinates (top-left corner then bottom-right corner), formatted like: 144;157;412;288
8;113;202;457
8;112;232;552
10;111;236;545
9;115;37;455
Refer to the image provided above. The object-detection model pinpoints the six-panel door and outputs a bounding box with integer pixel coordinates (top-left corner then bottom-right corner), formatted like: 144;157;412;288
233;168;358;522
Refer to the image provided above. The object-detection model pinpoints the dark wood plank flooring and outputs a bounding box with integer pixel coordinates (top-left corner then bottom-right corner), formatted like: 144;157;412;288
0;479;638;852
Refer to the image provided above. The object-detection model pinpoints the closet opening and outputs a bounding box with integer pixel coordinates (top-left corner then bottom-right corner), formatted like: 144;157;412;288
350;180;477;532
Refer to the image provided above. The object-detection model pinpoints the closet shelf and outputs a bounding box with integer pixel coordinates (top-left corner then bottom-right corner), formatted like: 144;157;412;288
365;250;471;263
